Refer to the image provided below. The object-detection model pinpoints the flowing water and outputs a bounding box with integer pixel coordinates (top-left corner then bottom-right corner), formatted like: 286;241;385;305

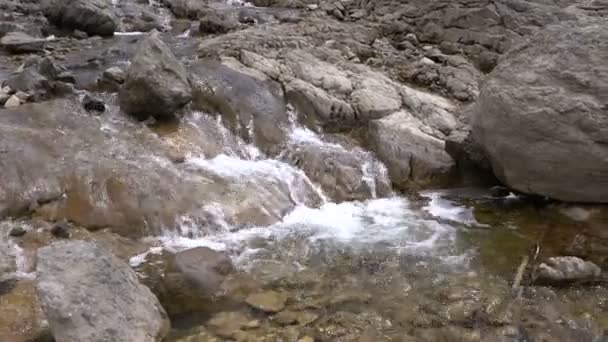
125;106;608;341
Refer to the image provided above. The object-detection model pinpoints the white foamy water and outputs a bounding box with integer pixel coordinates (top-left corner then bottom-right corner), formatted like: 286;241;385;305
132;197;465;267
421;191;483;226
114;31;145;36
186;154;327;204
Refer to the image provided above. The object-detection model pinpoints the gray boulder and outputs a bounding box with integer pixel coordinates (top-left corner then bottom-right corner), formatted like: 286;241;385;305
36;241;170;341
43;0;117;37
1;32;45;54
120;31;192;120
473;18;608;202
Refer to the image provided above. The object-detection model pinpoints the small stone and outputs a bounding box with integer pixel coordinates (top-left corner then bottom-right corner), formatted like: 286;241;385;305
9;227;26;237
4;95;21;107
50;221;71;239
103;66;126;84
490;186;510;198
298;337;314;342
306;4;318;10
83;94;105;113
73;29;88;39
404;33;419;45
245;290;287;313
168;152;186;164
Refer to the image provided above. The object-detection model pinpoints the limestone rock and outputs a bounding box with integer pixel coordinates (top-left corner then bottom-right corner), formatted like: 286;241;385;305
120;30;192;120
36;241;170;341
535;256;602;285
473;18;608;202
367;111;455;188
43;0;117;37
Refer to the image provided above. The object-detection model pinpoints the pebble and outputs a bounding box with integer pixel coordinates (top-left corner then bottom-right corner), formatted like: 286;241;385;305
9;226;26;237
83;94;105;113
51;221;71;238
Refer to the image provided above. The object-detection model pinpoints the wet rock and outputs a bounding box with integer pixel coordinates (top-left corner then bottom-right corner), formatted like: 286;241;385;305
120;30;192;120
50;221;71;238
245;290;287;313
82;94;105;113
36;241;170;341
1;99;319;238
43;0;117;37
8;226;26;237
199;12;238;34
3;57;73;102
367;110;455;188
173;247;234;291
73;29;88;39
473;18;608;203
158;247;234;314
1;32;45;53
190;59;288;151
4;95;21;107
281;142;391;201
98;66;126;91
535;256;602;285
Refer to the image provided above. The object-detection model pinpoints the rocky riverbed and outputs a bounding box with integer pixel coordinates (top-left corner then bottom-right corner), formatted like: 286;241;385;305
0;0;607;341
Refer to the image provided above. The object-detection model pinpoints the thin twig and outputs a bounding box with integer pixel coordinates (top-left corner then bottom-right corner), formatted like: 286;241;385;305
512;255;529;299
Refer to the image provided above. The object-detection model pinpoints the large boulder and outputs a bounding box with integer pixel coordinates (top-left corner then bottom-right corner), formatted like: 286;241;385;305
42;0;117;37
473;18;608;202
120;31;192;120
36;241;170;341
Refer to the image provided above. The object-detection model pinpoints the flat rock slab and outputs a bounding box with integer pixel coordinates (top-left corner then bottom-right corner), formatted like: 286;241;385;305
245;290;287;313
1;32;45;53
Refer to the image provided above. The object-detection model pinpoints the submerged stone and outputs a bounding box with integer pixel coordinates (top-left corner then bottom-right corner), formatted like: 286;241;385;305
245;290;287;313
